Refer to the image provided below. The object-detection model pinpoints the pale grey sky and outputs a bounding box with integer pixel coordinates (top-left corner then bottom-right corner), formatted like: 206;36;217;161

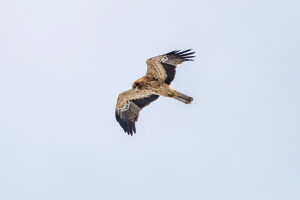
0;0;299;200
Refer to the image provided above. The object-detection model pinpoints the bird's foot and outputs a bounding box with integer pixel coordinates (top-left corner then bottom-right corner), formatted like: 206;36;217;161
168;92;174;97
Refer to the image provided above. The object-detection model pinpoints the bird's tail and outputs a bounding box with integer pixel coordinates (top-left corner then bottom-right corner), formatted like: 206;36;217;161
173;91;193;104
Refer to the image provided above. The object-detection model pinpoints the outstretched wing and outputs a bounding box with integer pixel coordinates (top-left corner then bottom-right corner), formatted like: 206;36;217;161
115;89;159;135
146;49;195;84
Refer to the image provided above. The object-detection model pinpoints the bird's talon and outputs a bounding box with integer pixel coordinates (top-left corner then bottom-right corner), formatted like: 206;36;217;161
168;92;174;97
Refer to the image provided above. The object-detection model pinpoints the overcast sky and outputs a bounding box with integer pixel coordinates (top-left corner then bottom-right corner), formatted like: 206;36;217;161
0;0;299;200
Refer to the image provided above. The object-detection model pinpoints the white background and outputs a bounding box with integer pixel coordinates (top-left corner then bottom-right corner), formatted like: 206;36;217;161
0;0;299;199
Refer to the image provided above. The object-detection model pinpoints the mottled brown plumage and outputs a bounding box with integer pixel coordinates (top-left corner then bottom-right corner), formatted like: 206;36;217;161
115;49;195;135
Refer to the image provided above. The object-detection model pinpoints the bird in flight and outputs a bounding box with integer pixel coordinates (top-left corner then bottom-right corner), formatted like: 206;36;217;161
115;49;195;135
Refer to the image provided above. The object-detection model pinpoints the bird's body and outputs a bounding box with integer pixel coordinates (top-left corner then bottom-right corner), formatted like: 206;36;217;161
115;49;195;135
133;77;170;97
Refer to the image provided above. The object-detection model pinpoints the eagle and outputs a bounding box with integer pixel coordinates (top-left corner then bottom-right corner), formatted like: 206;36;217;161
115;49;195;135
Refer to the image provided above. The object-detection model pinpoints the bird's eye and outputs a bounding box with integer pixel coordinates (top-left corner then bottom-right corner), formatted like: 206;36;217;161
133;83;138;89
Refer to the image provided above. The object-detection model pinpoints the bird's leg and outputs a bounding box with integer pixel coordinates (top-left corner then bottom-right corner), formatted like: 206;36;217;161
167;91;174;97
159;85;176;97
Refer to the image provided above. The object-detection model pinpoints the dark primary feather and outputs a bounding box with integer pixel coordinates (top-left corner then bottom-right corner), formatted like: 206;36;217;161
162;49;195;84
115;108;137;135
166;49;195;61
115;95;159;135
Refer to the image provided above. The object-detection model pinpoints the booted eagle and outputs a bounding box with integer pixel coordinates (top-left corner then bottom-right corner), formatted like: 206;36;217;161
115;49;195;135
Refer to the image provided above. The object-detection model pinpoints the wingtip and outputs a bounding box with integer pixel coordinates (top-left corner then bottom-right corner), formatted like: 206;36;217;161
167;49;195;57
125;122;136;136
128;124;136;136
116;112;137;136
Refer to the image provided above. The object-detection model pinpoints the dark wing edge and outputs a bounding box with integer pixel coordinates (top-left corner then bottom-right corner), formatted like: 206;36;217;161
161;49;195;84
161;63;176;84
115;94;159;135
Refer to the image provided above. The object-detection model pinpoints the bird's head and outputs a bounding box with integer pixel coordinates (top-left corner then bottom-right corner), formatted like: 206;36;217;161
132;81;142;92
